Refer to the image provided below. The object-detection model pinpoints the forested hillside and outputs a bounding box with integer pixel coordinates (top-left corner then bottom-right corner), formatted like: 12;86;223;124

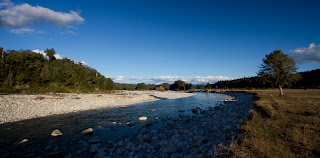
0;48;114;93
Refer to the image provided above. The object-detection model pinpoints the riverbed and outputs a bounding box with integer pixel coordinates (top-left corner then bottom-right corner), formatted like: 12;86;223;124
0;91;254;158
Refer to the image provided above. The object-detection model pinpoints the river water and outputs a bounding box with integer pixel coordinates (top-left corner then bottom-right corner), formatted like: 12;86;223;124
0;92;236;157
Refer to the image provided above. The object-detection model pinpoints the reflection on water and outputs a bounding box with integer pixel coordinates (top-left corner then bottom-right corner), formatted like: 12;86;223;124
0;92;229;157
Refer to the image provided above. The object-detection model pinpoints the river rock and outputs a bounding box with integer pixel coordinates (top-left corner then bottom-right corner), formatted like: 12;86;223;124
192;107;198;113
96;148;107;158
51;129;63;137
146;120;153;126
151;130;157;136
82;128;93;135
89;144;99;153
139;116;147;121
89;138;102;143
18;139;28;144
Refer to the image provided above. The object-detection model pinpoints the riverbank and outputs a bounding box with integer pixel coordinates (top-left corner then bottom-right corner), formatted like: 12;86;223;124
0;91;195;124
231;89;320;157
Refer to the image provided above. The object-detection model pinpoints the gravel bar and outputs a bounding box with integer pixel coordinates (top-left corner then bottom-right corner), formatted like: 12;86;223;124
0;91;195;124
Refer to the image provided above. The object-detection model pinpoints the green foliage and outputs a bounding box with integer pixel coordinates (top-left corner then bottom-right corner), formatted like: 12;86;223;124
258;50;301;95
45;48;56;61
114;83;137;90
196;84;205;89
0;48;115;93
258;50;300;87
185;83;194;90
161;83;170;90
170;80;186;90
136;83;147;90
155;85;165;91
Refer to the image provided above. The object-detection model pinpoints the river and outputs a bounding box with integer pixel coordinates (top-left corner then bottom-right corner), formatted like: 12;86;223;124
0;92;254;157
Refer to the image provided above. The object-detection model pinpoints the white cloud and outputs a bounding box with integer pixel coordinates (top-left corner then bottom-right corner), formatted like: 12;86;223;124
54;54;62;60
79;61;89;67
33;49;90;66
109;75;233;84
32;49;47;58
0;0;13;8
110;76;145;83
150;76;233;84
290;43;320;63
0;2;84;28
32;49;62;60
8;27;34;34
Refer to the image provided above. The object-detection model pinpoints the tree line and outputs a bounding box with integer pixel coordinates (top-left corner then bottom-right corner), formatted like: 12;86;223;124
135;80;211;91
211;69;319;90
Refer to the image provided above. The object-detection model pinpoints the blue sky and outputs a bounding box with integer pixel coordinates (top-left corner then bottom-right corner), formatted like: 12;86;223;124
1;0;320;84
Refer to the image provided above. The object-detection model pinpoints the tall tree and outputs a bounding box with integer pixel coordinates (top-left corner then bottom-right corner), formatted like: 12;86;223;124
206;82;211;89
258;50;301;95
45;48;56;61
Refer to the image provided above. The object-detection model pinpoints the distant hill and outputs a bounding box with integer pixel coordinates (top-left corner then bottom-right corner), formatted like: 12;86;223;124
0;48;114;93
212;69;320;89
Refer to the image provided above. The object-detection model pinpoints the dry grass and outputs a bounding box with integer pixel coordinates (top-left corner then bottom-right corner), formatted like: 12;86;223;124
231;89;320;158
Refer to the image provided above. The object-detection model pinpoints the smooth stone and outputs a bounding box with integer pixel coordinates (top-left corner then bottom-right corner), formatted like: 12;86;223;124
82;128;93;135
51;129;63;137
139;116;147;121
18;139;28;144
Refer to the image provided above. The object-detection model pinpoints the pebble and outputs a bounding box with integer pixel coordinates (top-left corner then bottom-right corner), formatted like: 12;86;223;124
82;128;93;135
51;129;63;137
138;116;147;121
18;139;28;144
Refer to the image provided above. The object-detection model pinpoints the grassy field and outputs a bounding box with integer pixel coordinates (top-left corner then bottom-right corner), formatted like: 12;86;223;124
231;89;320;157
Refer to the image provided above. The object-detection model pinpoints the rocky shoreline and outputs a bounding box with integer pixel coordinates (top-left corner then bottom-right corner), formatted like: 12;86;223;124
60;92;254;158
0;91;195;124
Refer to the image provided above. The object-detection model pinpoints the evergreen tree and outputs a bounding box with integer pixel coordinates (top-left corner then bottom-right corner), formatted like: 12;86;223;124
258;50;301;95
